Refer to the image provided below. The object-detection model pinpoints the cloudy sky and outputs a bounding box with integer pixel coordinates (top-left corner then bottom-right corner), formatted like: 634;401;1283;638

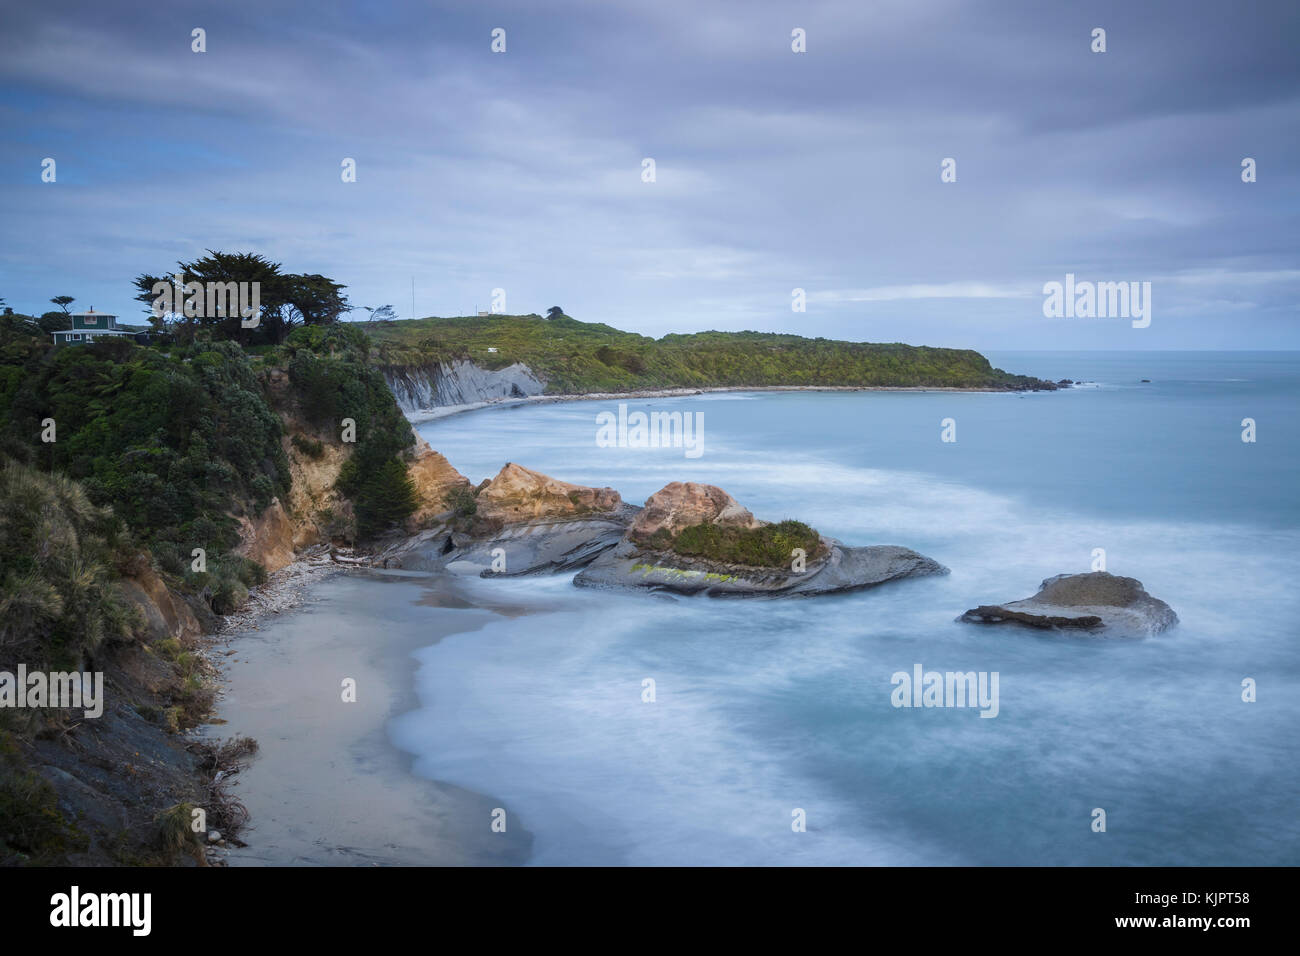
2;0;1296;349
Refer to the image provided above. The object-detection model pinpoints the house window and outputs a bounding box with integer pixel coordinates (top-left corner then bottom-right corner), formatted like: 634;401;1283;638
84;315;98;325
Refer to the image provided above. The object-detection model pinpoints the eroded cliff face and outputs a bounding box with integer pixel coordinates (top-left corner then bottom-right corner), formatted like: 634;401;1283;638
116;565;204;645
382;359;545;413
229;420;356;574
233;498;296;573
283;436;352;550
231;424;478;567
407;437;472;528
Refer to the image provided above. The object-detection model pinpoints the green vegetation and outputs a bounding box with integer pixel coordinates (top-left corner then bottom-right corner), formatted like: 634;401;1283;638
2;303;419;581
1;329;286;612
153;802;203;860
133;250;350;346
630;564;738;583
291;433;325;458
0;262;421;866
444;485;478;518
0;730;87;865
638;519;825;569
0;459;139;671
284;323;417;538
365;313;1055;393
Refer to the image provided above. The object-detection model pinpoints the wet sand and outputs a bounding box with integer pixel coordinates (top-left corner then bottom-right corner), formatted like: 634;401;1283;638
207;570;533;866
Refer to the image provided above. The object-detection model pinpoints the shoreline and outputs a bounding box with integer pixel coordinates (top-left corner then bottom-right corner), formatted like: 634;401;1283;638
200;377;1078;863
201;560;533;866
210;544;346;637
404;382;1060;423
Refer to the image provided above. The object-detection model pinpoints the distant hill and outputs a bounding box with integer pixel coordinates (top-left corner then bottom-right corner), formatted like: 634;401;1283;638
362;313;1056;393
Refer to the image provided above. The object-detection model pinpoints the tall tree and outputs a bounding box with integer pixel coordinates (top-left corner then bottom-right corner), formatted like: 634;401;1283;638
50;296;75;315
281;274;350;329
133;251;350;345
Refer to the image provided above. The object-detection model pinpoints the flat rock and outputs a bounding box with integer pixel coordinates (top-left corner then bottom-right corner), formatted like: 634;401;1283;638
378;506;639;577
959;571;1177;637
573;538;947;598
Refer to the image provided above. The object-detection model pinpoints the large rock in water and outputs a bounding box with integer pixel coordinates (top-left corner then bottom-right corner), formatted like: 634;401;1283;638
630;481;759;537
476;462;622;526
575;539;946;598
377;463;634;576
959;571;1177;637
384;511;637;577
574;481;947;598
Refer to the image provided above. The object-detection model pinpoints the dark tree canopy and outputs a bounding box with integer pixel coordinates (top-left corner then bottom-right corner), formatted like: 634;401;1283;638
38;312;72;333
133;250;349;345
546;306;564;318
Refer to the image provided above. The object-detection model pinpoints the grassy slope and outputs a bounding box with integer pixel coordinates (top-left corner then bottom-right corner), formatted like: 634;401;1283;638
363;314;1055;393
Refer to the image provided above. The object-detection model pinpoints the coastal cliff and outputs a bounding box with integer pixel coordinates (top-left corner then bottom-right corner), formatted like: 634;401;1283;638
381;359;545;415
0;323;422;865
365;313;1059;412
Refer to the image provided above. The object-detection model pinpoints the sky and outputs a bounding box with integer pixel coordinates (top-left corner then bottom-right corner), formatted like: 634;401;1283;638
1;0;1297;350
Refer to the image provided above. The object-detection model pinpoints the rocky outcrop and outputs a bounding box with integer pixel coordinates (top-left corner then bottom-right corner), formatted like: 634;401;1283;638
629;481;759;538
378;474;947;597
574;482;947;598
233;497;296;573
383;359;545;414
959;571;1177;637
476;463;622;526
376;463;635;576
116;566;203;645
407;436;472;528
380;510;637;578
282;432;351;549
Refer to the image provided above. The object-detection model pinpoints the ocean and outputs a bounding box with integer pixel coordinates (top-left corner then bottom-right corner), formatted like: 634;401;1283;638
355;351;1297;864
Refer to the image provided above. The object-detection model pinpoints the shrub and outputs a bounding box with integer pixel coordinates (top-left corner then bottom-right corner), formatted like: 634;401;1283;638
0;737;87;864
0;459;137;669
443;485;478;517
153;802;203;858
291;433;325;458
652;519;824;569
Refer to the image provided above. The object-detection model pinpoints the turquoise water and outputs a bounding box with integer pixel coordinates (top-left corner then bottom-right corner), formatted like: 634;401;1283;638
382;351;1299;865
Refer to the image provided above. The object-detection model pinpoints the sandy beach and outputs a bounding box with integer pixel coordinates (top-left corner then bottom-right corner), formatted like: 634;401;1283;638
403;382;1060;423
203;568;534;866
